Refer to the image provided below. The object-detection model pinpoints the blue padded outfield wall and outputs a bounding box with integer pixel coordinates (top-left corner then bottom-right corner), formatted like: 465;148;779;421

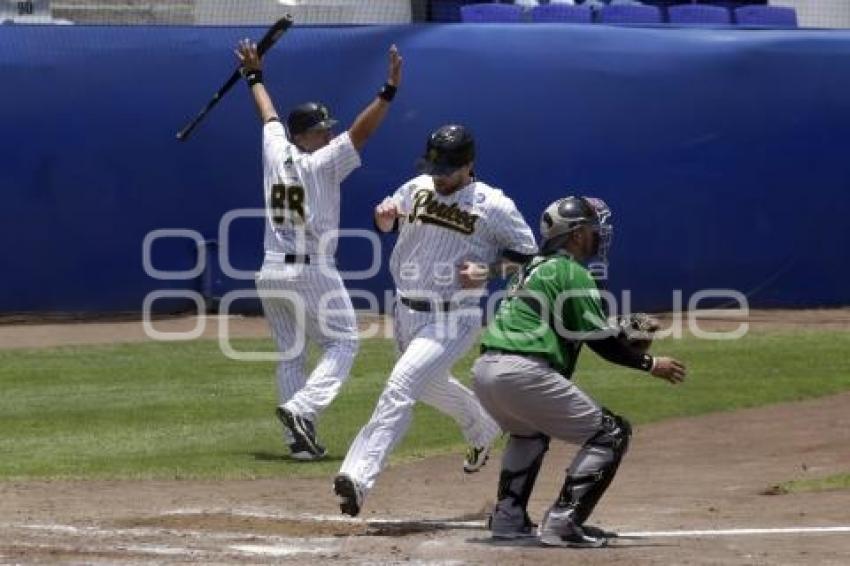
1;23;849;313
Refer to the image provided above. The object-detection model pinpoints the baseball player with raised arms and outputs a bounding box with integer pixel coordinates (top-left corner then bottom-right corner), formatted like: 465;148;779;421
333;124;538;516
235;39;402;460
472;196;687;547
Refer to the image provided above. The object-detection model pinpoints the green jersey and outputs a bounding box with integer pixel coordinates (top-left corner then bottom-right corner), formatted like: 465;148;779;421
480;254;611;376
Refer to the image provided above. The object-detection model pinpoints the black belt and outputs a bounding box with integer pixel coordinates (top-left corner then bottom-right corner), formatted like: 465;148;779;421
480;345;523;356
399;295;455;312
283;255;310;264
480;346;553;365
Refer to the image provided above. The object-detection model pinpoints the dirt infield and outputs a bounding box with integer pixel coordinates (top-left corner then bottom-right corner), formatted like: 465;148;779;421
1;310;848;563
1;392;848;564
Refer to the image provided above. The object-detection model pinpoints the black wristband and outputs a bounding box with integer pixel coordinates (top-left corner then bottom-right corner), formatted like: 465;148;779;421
243;69;263;87
378;82;397;102
585;334;656;373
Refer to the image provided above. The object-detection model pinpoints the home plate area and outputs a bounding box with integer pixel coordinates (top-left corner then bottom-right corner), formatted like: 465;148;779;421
3;509;850;565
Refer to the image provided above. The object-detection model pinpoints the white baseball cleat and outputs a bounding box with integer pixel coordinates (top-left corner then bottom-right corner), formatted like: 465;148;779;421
463;444;491;473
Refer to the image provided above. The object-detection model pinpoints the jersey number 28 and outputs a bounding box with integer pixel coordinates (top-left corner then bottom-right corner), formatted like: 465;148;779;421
270;183;306;225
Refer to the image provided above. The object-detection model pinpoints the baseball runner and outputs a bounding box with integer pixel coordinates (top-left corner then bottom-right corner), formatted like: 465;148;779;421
471;196;687;547
235;39;403;460
333;124;538;516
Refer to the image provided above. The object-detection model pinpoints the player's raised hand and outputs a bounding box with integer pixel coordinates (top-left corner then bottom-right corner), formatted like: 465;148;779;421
375;197;402;232
650;357;687;384
458;261;490;289
348;45;402;150
387;44;402;87
235;38;262;73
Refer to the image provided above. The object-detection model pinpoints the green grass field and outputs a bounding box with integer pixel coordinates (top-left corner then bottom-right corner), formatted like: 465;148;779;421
1;331;849;480
776;473;850;494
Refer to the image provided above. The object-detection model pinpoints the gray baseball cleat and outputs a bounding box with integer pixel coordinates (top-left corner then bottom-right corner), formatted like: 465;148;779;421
488;503;537;540
582;524;619;539
333;473;364;517
276;406;326;460
463;444;491;473
538;506;608;548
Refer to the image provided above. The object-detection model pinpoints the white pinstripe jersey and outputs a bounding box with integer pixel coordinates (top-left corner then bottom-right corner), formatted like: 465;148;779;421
388;175;537;301
262;121;361;257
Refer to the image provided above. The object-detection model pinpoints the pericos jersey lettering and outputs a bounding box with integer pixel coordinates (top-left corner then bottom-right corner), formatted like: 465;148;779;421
409;188;479;235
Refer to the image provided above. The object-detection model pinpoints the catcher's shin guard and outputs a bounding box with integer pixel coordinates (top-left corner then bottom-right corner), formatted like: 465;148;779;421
489;434;549;537
556;409;631;525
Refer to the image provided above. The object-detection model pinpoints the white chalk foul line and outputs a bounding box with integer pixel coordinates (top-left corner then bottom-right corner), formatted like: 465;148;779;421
619;526;850;538
8;522;338;545
4;539;336;561
1;541;206;559
12;522;283;541
6;517;849;560
164;509;850;538
229;544;331;558
5;523;341;559
166;507;484;529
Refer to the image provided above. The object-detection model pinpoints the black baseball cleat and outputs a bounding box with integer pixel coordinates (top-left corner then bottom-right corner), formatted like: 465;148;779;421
333;473;364;517
289;438;325;461
276;406;326;460
488;505;538;540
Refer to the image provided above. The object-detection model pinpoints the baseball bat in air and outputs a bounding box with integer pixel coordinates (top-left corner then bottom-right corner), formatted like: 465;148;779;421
176;15;293;142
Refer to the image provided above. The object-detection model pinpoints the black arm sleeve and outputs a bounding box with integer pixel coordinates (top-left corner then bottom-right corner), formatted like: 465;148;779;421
586;335;654;372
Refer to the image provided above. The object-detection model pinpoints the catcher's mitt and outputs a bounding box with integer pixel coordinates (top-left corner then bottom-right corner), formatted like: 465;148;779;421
617;313;661;353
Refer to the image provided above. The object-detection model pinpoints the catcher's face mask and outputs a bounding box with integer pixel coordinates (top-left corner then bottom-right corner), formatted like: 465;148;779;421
583;197;613;264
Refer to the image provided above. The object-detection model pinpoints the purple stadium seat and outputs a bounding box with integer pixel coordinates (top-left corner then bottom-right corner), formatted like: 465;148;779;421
668;4;732;25
460;3;524;23
735;6;798;28
598;4;663;25
530;4;593;24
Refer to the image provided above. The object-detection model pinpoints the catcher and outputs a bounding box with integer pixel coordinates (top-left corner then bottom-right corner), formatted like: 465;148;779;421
471;195;686;548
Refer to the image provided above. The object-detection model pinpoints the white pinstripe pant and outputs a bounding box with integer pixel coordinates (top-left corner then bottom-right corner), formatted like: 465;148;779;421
255;261;359;423
339;300;502;493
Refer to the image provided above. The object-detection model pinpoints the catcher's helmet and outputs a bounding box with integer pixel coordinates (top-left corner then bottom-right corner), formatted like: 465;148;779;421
416;124;475;176
540;196;613;260
286;102;338;137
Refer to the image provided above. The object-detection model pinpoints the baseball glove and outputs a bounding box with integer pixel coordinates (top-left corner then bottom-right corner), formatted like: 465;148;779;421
617;313;661;353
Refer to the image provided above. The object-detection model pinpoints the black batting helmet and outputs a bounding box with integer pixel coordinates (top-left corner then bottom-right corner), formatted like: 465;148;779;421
416;124;476;176
286;102;338;137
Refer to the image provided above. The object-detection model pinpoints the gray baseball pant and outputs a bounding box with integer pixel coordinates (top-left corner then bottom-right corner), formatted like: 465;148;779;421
472;351;609;529
472;352;602;443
